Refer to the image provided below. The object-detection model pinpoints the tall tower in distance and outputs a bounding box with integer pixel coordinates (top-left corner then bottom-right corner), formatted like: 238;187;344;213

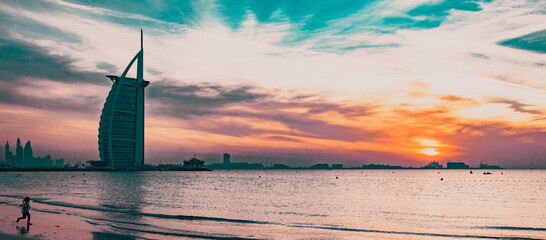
223;152;231;166
4;141;12;167
24;141;33;168
98;30;149;169
15;138;23;168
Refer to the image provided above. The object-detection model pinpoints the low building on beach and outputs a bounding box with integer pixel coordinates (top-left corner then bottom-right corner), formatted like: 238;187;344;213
446;161;469;169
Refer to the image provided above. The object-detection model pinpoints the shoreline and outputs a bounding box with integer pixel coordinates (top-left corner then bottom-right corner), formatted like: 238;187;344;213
0;203;101;240
2;168;540;172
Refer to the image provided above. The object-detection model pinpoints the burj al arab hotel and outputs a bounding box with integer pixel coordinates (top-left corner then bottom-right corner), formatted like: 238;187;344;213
98;30;149;169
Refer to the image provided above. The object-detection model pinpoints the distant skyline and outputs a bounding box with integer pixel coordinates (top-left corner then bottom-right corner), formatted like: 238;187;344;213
0;0;545;168
3;137;64;168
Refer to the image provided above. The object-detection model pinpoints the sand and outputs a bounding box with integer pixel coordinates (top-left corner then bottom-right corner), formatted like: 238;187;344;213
0;204;102;240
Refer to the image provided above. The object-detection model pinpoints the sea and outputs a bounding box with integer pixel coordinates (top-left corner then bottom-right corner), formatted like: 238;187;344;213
0;170;544;240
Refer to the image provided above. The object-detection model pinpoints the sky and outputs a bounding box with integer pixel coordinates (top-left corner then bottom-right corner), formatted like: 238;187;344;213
0;0;545;168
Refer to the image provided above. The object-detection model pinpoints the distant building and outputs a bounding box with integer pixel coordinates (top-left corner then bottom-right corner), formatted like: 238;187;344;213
209;162;264;170
41;155;53;168
55;158;64;168
98;30;149;169
5;141;13;167
86;160;110;168
4;141;8;162
479;163;502;169
24;141;33;168
15;138;23;168
208;153;264;169
423;161;443;169
223;152;230;165
183;155;205;169
310;163;330;169
362;164;402;169
0;162;10;168
446;161;469;169
332;164;343;169
272;163;290;169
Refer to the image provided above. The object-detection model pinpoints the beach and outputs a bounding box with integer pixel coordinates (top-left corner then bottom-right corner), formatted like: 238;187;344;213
0;204;96;239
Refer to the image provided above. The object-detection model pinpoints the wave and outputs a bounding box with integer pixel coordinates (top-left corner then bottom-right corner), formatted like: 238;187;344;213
303;225;546;240
482;226;546;232
33;209;63;215
1;195;544;240
92;231;154;240
0;195;274;225
110;225;262;240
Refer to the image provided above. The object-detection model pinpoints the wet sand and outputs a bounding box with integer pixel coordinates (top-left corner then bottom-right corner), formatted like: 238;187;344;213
0;232;35;240
0;204;101;240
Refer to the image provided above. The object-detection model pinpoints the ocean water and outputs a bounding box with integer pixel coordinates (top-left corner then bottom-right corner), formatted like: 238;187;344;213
0;170;544;239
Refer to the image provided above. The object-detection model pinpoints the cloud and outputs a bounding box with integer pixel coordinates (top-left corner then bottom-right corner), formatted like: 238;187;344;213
0;37;110;113
96;62;118;73
147;81;266;117
382;17;442;29
440;95;477;104
230;110;379;142
470;53;490;60
0;38;106;85
407;0;490;17
263;135;302;143
0;5;82;44
0;86;105;113
147;81;379;142
448;123;546;168
498;29;546;53
492;99;542;115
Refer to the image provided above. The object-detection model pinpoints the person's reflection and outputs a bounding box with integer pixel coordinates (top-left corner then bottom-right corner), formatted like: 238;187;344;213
16;225;29;235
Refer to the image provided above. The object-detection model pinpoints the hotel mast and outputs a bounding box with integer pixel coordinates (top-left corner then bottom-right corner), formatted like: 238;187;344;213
98;30;149;169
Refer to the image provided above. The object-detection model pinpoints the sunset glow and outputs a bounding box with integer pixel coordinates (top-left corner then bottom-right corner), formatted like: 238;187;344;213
0;0;545;168
421;148;440;156
419;139;441;147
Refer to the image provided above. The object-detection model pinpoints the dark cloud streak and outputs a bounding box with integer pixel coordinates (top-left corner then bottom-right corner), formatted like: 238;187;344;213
498;29;546;54
0;37;108;113
493;99;542;115
0;38;107;85
148;81;379;142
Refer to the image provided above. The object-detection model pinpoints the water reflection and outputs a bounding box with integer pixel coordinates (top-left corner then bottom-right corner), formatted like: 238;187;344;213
94;172;146;239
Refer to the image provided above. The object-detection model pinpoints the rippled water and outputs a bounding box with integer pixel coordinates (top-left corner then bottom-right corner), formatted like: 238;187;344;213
0;170;544;239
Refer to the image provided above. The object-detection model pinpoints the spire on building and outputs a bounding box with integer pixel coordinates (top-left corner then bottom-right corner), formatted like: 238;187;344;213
98;30;149;169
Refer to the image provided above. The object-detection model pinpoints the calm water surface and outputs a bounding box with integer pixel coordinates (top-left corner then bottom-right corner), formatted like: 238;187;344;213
0;170;544;239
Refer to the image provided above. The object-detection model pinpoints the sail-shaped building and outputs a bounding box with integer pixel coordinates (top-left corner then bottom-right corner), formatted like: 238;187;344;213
98;30;149;169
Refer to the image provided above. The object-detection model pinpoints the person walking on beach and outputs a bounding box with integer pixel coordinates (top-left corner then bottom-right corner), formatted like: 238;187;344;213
16;197;32;226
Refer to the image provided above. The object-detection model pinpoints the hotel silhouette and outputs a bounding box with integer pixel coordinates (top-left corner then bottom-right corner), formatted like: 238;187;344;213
98;30;149;169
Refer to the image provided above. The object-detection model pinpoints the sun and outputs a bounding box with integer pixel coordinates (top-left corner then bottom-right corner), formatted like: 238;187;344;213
421;148;439;156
